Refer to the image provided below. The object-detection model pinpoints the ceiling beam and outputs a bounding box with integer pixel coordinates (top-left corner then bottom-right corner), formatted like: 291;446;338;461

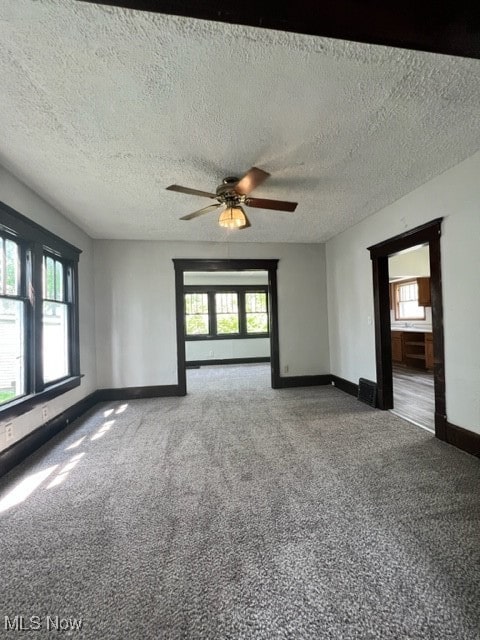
79;0;480;59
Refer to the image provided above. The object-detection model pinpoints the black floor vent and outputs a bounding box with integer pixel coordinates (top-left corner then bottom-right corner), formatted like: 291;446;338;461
358;378;377;407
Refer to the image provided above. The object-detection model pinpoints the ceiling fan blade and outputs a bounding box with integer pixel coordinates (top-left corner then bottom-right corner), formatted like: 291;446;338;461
234;167;270;196
179;204;221;220
166;184;217;199
246;197;298;212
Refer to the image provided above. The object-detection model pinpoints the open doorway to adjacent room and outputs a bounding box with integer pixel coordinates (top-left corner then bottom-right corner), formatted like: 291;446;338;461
184;269;271;393
389;244;434;431
173;259;280;395
368;219;446;440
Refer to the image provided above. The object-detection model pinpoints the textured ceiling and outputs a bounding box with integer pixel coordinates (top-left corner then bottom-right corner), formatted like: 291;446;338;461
0;1;479;243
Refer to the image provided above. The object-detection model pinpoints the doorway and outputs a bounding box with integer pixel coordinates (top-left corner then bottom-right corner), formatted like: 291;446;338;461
173;259;280;395
389;244;434;430
368;219;447;441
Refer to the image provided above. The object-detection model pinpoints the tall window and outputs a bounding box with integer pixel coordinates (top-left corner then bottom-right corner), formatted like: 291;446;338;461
184;286;269;339
0;235;25;404
245;291;268;334
185;293;209;336
0;202;81;415
43;255;71;383
394;280;425;320
215;292;239;335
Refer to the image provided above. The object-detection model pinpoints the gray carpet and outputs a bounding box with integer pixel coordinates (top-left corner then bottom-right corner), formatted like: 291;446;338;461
1;364;480;639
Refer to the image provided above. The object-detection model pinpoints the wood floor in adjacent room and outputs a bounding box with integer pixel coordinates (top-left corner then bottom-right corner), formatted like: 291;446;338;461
392;364;435;430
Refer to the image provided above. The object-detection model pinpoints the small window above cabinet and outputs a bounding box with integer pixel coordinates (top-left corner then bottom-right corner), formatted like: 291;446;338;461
393;279;425;320
392;277;431;320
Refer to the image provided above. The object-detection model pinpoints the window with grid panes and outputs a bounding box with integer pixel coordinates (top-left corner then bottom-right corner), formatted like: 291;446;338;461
245;291;268;334
394;279;426;320
184;286;268;339
43;254;72;383
0;201;81;417
184;293;210;335
0;234;26;404
215;292;239;335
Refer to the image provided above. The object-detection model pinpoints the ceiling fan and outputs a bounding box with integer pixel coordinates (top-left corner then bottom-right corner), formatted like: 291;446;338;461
166;167;298;230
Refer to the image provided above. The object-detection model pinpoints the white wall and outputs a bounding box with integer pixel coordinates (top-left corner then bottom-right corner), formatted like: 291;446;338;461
389;245;430;279
184;271;268;285
94;241;329;387
326;150;480;433
0;165;97;452
186;338;270;362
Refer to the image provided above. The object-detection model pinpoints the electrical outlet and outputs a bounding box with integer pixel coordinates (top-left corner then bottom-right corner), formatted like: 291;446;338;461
209;350;214;357
42;405;48;422
5;423;13;442
284;364;289;374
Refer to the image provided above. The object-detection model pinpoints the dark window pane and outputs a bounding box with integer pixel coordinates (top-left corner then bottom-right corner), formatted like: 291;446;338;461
44;256;56;299
186;315;209;335
0;298;25;403
185;293;209;335
215;293;239;334
0;238;3;294
216;314;239;334
215;292;238;314
246;312;268;333
5;239;20;296
245;292;267;313
43;301;69;382
55;260;64;301
185;293;208;315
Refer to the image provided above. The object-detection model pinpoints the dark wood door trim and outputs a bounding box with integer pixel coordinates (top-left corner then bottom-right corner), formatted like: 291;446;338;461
367;218;446;439
172;258;280;394
371;255;393;410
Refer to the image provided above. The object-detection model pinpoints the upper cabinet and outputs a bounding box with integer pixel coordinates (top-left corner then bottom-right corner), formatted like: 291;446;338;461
417;277;431;307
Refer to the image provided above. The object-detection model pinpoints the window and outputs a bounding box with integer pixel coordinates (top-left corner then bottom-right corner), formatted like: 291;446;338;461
185;293;209;336
215;292;239;335
394;279;425;320
0;236;25;404
184;286;269;340
0;201;81;416
43;255;71;383
245;291;268;334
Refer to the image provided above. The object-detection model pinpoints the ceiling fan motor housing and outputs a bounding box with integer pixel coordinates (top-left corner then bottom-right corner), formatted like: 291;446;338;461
216;177;243;204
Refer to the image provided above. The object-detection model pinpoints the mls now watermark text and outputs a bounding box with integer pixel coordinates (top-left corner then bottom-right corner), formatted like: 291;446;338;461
4;615;83;632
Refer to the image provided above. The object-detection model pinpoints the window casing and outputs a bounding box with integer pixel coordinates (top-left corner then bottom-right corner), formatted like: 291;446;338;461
184;286;269;340
394;279;426;320
42;254;73;384
0;202;81;418
0;235;26;405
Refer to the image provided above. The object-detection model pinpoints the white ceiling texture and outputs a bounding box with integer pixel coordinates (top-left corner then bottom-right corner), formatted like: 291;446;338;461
0;0;479;243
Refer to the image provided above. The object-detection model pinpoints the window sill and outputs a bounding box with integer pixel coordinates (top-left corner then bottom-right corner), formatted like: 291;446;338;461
0;376;82;421
185;333;270;341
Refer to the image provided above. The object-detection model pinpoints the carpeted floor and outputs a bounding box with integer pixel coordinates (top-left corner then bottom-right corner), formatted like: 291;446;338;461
1;364;480;639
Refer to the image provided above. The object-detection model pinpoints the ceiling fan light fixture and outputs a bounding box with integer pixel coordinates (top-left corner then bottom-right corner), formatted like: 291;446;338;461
168;167;298;227
218;205;248;229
